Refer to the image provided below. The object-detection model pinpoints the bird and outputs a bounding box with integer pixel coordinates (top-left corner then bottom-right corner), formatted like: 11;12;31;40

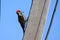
16;10;26;33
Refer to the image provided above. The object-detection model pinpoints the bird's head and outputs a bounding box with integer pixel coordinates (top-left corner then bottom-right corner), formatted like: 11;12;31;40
16;10;22;16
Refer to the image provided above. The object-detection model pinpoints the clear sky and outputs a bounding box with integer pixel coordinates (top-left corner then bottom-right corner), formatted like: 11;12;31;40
0;0;60;40
43;0;60;40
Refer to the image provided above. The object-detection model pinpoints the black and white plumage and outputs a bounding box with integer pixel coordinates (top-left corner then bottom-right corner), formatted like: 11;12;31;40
16;10;26;33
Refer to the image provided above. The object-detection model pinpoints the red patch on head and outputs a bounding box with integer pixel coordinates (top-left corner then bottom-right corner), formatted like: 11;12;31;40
16;10;21;13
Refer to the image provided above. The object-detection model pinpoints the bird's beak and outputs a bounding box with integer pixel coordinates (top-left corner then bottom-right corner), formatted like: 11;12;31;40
18;12;22;16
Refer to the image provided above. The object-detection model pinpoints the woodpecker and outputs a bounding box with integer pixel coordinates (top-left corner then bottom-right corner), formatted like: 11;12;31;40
16;10;26;33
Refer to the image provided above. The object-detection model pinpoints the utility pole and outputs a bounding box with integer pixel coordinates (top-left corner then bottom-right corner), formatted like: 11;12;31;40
23;0;50;40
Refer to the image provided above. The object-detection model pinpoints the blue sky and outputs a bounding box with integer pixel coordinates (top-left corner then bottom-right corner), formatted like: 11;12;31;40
43;0;60;40
0;0;60;40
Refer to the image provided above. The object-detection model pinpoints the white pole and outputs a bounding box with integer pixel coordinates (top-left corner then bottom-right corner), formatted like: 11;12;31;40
23;0;50;40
